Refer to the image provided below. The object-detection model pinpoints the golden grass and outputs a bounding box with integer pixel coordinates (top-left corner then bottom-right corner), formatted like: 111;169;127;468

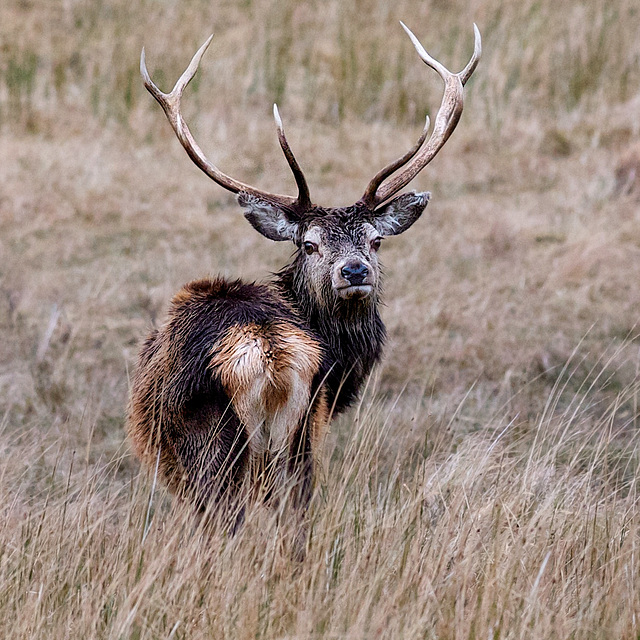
1;375;639;638
1;0;640;637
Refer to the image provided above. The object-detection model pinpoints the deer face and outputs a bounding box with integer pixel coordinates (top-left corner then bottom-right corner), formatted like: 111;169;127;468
300;215;381;302
239;191;430;304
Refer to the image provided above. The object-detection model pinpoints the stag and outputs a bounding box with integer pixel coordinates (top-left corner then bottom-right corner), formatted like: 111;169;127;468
128;23;481;535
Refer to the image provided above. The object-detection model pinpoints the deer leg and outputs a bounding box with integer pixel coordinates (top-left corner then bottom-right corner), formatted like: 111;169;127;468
253;418;313;560
171;408;249;531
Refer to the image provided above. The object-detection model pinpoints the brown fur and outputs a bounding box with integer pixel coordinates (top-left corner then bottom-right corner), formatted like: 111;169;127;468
131;27;477;541
209;322;323;456
126;189;429;534
127;278;332;524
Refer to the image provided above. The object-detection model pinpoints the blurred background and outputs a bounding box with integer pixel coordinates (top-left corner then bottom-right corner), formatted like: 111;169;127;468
1;0;639;452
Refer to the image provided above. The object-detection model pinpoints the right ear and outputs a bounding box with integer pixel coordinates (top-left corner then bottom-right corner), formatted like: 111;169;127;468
372;191;430;236
237;193;299;242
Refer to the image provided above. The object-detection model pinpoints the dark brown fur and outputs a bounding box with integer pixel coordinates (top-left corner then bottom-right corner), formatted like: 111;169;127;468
132;25;479;538
127;194;427;530
128;278;327;522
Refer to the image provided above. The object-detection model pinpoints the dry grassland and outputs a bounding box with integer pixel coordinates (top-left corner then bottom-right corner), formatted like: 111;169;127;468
1;0;640;637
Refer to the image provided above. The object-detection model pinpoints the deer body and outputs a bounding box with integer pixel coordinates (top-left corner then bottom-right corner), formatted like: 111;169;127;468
128;24;480;529
128;270;383;515
128;277;330;518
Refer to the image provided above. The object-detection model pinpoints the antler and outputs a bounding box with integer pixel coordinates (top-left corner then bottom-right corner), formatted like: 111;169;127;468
361;23;481;210
140;35;311;210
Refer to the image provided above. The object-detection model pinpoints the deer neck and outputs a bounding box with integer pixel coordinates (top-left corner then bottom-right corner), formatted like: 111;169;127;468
274;261;386;412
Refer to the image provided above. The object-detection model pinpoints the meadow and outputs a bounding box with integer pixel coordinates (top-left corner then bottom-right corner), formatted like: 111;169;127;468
1;0;640;637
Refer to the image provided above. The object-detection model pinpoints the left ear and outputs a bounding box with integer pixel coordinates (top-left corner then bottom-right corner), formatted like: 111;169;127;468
372;191;430;236
237;192;299;242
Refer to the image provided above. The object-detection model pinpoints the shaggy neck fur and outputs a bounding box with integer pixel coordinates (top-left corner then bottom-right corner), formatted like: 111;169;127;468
275;257;386;414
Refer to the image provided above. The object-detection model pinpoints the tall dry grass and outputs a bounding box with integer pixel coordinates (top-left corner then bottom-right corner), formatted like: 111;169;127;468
1;367;639;638
1;0;640;637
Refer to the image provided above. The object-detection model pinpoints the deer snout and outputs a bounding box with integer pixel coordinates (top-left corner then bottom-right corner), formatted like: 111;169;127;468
341;260;369;285
333;259;374;299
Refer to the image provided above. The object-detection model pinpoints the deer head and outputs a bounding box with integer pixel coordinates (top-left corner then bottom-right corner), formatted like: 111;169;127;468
140;23;481;306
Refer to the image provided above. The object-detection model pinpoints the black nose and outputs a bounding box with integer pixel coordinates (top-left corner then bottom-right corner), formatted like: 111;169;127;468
341;261;369;285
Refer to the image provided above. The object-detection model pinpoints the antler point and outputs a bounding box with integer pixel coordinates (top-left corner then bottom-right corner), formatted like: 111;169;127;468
273;103;283;129
399;21;413;39
473;23;482;54
140;47;153;86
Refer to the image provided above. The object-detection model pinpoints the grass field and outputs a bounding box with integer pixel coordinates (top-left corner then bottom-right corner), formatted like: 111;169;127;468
1;0;640;637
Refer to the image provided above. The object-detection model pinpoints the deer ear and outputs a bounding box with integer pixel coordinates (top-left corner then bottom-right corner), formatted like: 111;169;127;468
238;193;299;242
372;191;430;236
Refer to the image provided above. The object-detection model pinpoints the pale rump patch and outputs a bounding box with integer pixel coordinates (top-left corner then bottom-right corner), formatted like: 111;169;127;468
210;322;322;458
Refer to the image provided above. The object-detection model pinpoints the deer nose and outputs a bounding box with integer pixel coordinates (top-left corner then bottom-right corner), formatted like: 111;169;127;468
341;261;369;285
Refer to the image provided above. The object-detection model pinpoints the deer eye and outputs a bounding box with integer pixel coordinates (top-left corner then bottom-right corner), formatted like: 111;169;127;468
371;237;382;251
303;241;318;255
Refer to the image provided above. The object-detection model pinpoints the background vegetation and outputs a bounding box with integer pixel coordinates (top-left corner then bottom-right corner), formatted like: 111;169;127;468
1;0;640;637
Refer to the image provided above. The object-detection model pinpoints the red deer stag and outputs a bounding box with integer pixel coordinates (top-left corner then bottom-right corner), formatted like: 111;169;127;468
128;23;481;533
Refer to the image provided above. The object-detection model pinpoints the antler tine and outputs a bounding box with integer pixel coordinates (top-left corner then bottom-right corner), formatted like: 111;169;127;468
460;24;482;86
360;115;430;208
141;36;298;208
141;35;213;108
273;104;312;209
361;23;481;209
